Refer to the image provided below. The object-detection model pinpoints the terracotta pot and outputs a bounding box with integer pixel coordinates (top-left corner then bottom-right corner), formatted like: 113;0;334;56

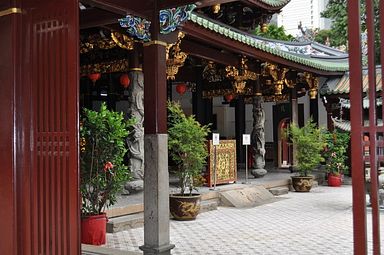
291;176;313;192
81;213;107;245
169;194;201;220
328;173;342;187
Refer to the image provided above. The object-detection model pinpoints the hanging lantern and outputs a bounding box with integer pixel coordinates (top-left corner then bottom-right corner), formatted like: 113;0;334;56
119;74;130;89
176;83;187;95
88;73;101;85
225;94;234;102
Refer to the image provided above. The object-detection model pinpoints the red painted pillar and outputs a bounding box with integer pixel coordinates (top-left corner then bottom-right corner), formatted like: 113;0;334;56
0;1;80;254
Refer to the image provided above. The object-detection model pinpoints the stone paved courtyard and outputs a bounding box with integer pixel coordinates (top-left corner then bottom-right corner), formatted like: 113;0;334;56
104;185;383;254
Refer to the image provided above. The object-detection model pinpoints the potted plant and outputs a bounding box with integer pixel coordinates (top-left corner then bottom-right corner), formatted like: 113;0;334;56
323;130;350;187
167;101;210;220
80;103;134;245
288;119;326;192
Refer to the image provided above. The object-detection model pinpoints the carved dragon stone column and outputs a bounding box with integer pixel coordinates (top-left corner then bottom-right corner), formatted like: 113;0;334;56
124;70;145;193
251;96;267;178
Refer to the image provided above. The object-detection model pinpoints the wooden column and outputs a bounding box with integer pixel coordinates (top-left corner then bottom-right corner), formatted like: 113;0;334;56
309;94;319;125
235;96;246;165
140;7;174;255
290;87;299;169
0;0;80;254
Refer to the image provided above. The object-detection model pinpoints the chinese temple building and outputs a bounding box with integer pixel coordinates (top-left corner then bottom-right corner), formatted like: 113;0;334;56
1;0;352;254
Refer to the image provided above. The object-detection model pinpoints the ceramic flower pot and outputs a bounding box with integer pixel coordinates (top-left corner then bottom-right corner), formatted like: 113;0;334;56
328;173;342;187
169;194;201;220
81;213;107;245
291;176;313;192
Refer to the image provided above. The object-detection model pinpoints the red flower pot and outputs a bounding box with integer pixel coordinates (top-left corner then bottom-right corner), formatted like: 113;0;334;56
81;213;107;245
328;173;342;187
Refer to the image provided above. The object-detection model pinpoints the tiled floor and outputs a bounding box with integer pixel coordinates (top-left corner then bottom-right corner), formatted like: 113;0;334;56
104;185;384;254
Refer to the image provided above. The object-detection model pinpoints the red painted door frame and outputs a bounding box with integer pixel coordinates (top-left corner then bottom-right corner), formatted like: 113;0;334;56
0;1;80;254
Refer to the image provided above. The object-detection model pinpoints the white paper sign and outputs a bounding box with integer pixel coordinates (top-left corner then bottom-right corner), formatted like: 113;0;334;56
212;133;220;145
242;134;251;145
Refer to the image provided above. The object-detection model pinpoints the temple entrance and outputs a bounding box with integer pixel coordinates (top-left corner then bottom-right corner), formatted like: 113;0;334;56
278;118;291;168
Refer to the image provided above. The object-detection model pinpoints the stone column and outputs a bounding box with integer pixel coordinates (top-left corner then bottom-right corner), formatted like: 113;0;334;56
251;96;267;178
125;70;145;193
139;8;174;255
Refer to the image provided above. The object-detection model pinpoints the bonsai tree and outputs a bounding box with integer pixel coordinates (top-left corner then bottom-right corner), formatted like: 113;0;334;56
80;103;135;215
167;101;210;195
289;119;326;177
323;129;350;176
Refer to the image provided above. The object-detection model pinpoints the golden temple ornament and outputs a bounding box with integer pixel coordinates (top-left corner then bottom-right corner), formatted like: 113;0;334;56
263;63;289;95
303;72;319;99
226;56;258;94
166;32;188;80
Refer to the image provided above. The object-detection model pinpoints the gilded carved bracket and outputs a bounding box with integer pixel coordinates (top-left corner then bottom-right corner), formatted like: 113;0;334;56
226;56;258;94
303;72;319;99
166;32;188;80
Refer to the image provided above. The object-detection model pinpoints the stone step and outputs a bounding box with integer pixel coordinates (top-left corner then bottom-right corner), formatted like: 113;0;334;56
268;187;289;196
107;198;219;233
107;213;144;233
219;186;278;208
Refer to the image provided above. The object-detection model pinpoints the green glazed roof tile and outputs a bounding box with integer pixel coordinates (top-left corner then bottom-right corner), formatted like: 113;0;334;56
188;13;349;72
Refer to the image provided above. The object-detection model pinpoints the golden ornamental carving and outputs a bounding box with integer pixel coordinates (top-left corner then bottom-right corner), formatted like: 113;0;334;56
111;31;134;50
80;59;129;75
226;56;258;94
166;32;188;80
303;72;319;99
202;61;224;82
263;63;289;95
80;32;134;54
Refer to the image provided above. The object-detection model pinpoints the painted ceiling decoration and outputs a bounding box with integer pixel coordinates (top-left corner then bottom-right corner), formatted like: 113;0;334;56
119;15;151;41
118;4;195;41
160;4;196;34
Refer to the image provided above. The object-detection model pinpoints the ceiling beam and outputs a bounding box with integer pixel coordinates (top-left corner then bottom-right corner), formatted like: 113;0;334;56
181;39;239;66
80;8;122;29
81;0;152;18
181;22;344;76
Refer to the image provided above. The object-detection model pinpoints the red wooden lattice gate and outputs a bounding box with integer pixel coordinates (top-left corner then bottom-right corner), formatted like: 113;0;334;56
348;0;382;254
0;0;80;254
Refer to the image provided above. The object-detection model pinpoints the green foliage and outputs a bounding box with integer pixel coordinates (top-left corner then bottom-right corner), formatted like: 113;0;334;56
321;0;381;63
323;129;350;176
167;101;210;195
80;103;135;215
288;120;326;177
253;24;294;41
314;29;332;45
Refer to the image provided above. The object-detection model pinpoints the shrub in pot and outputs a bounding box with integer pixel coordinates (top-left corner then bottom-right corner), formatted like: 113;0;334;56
167;101;210;220
80;103;134;244
323;129;350;187
288;119;326;192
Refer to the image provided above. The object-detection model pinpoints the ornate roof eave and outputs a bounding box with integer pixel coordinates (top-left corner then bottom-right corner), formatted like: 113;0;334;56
182;13;349;76
243;0;291;11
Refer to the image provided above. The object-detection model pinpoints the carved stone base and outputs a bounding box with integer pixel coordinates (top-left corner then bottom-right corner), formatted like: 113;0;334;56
124;179;144;194
251;168;267;178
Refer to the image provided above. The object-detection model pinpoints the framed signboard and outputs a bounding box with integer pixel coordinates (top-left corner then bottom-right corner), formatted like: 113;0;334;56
206;140;237;187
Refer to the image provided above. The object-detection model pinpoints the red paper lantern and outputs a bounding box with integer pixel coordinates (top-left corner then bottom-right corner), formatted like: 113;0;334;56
176;83;187;95
225;94;234;102
88;73;101;84
119;74;130;89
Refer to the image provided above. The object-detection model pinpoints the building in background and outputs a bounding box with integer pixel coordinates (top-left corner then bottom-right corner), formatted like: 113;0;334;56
275;0;331;36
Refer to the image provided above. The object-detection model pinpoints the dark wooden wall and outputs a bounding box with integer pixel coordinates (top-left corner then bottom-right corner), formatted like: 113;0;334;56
0;0;80;254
